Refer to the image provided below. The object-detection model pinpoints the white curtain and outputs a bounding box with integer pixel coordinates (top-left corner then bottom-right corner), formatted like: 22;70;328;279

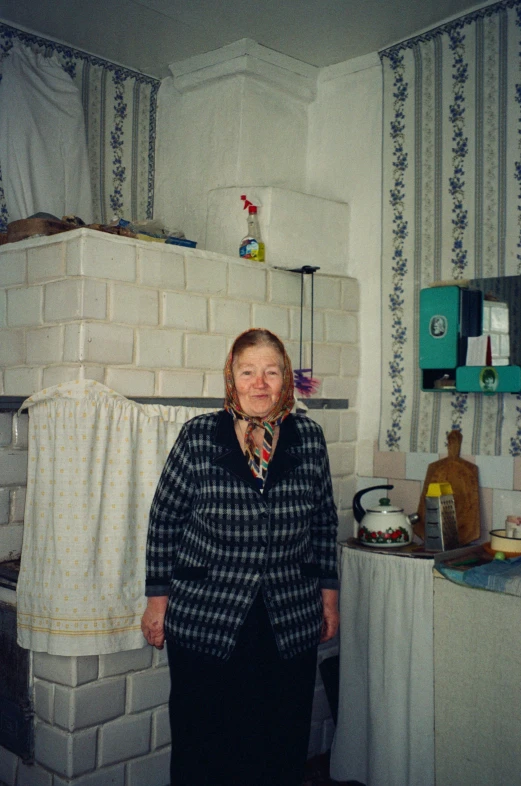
0;23;160;231
0;41;93;223
379;0;521;456
330;547;434;786
16;380;214;656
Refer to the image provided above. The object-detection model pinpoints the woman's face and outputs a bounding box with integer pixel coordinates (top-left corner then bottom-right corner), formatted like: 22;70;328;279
233;344;284;419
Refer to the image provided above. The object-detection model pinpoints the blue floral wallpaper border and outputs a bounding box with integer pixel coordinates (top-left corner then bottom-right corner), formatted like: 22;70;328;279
511;4;521;455
379;0;521;457
385;50;409;451
447;26;470;433
380;0;521;58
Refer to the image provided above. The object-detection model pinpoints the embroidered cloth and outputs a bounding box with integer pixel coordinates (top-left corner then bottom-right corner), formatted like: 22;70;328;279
16;380;212;655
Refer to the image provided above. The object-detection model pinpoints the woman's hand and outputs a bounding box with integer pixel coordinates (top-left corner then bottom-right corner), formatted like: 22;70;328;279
320;588;339;643
141;596;168;649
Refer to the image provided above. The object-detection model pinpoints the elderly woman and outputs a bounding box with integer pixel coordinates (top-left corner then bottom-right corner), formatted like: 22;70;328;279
141;328;339;786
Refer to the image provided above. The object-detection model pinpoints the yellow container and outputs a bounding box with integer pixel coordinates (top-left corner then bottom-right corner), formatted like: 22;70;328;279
426;482;454;497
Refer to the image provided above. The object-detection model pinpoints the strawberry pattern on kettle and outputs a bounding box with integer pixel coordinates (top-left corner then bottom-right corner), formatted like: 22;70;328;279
358;525;411;545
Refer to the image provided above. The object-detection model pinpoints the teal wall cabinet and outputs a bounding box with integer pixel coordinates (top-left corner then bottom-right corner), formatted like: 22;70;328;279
419;281;521;394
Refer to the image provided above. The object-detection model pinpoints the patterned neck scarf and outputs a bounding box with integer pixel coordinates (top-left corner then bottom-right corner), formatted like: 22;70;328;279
223;334;295;486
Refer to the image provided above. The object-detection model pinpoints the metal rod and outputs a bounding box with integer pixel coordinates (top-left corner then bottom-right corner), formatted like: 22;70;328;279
310;271;315;376
299;270;304;369
0;396;348;411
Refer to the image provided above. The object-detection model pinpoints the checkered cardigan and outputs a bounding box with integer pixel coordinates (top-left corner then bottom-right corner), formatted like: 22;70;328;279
145;410;339;661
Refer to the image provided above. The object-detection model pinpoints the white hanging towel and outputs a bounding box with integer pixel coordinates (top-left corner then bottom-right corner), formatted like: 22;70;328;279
0;41;93;223
16;380;214;656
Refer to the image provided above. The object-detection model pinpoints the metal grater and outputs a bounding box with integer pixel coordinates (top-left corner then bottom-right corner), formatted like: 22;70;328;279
424;482;459;552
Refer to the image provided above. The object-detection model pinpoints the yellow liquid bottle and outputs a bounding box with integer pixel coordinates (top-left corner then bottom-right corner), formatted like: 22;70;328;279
239;204;265;262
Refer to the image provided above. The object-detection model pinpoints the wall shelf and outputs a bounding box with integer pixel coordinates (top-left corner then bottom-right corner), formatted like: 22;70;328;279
0;396;349;412
420;282;521;394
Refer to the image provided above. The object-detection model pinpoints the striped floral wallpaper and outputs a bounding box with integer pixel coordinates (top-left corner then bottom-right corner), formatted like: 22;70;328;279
0;23;160;231
379;0;521;457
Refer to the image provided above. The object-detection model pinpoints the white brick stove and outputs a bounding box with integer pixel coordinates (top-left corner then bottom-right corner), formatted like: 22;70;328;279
0;229;358;786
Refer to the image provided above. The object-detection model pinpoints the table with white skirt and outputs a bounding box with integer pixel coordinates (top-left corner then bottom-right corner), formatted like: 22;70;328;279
330;544;435;786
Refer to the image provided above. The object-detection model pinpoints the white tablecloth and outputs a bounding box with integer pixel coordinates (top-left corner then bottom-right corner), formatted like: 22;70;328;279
330;546;435;786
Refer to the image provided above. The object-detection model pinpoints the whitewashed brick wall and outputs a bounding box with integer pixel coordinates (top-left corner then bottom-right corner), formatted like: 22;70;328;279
0;411;28;564
0;648;170;786
0;228;359;548
0;230;358;399
0;228;358;784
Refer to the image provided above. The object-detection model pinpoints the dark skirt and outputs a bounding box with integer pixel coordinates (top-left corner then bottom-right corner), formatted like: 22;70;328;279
167;592;318;786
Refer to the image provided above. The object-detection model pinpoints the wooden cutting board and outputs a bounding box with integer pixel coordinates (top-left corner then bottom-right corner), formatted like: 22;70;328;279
416;430;480;545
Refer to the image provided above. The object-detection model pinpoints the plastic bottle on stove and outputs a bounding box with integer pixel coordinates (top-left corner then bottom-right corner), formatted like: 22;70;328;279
239;194;265;262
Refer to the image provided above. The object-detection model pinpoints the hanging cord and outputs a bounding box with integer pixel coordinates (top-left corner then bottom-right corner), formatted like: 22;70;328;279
290;265;320;397
310;270;315;378
299;269;304;370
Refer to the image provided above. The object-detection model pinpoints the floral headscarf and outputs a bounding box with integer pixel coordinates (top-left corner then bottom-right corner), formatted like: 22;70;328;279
224;329;295;485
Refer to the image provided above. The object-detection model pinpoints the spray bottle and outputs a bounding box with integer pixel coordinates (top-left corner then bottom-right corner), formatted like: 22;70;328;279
239;194;265;262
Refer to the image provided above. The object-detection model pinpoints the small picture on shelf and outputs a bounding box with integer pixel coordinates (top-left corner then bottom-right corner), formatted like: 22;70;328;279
479;366;498;394
429;315;447;338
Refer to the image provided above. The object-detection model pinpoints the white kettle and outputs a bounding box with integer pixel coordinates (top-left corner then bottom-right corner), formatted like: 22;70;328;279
353;485;419;547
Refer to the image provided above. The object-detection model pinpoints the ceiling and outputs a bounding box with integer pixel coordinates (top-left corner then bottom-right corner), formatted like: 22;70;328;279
1;0;487;78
